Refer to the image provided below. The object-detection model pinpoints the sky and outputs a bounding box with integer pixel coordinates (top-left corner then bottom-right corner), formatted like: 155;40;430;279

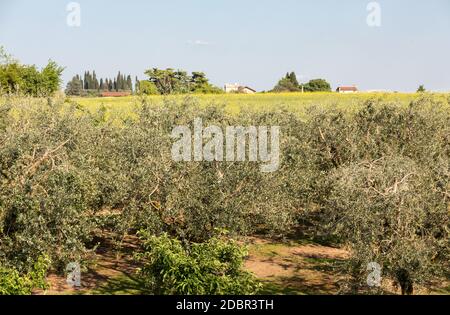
0;0;449;92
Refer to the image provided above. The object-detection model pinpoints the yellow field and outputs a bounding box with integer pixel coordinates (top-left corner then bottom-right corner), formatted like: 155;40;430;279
2;92;449;124
72;92;450;117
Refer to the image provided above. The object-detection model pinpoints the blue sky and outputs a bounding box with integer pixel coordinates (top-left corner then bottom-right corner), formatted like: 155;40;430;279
1;0;449;91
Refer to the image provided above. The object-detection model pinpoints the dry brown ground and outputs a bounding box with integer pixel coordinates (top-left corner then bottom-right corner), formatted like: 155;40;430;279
243;237;349;295
35;234;142;295
34;235;449;295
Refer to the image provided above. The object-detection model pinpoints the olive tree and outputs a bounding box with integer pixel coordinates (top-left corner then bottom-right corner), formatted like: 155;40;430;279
328;156;449;294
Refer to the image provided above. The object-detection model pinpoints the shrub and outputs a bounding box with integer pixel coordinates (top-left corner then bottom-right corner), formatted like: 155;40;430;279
0;256;50;295
0;47;63;97
139;81;159;95
136;232;261;295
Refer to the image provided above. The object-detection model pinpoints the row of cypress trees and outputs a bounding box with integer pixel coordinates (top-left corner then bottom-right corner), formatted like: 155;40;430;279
66;71;137;96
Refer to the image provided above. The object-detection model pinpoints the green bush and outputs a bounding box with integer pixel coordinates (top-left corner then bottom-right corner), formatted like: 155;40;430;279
138;81;159;95
0;47;63;97
136;232;261;295
0;256;50;295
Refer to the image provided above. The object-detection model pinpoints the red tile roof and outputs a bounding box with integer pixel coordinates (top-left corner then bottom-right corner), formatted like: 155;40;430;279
337;86;358;92
101;91;131;97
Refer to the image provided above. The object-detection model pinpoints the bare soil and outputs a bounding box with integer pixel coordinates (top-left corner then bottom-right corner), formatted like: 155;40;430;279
35;235;449;295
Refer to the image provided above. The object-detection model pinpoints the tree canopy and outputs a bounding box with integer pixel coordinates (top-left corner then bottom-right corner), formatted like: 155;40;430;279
0;47;63;97
417;85;426;93
303;78;332;92
272;72;332;93
272;72;301;92
143;68;223;95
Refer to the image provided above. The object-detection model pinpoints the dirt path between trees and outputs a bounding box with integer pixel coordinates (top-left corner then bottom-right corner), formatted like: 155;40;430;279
35;235;448;295
243;237;349;295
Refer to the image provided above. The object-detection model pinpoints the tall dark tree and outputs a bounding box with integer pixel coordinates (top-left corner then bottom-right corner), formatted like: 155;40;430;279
65;75;83;96
93;71;99;90
83;72;88;90
288;72;299;87
135;76;140;93
116;72;122;91
126;75;133;91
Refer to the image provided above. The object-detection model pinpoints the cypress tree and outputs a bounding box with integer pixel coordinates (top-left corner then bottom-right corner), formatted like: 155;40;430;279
86;71;90;90
126;75;133;91
93;71;99;90
289;72;299;87
89;72;94;89
87;71;93;90
135;76;140;93
83;72;88;90
116;72;122;91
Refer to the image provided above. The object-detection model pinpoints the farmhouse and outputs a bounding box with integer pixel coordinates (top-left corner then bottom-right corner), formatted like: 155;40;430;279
239;86;256;94
100;91;131;97
224;83;256;94
336;86;358;93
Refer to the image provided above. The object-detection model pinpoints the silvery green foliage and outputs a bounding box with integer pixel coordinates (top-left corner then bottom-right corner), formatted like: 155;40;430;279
0;96;297;274
329;157;448;294
0;95;448;296
0;97;100;271
319;98;450;294
101;98;297;242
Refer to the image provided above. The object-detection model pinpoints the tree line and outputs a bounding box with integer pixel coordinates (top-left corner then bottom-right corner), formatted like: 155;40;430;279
0;46;345;97
66;68;224;96
65;71;136;96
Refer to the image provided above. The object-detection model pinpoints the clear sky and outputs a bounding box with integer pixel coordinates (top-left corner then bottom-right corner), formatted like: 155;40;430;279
1;0;449;92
